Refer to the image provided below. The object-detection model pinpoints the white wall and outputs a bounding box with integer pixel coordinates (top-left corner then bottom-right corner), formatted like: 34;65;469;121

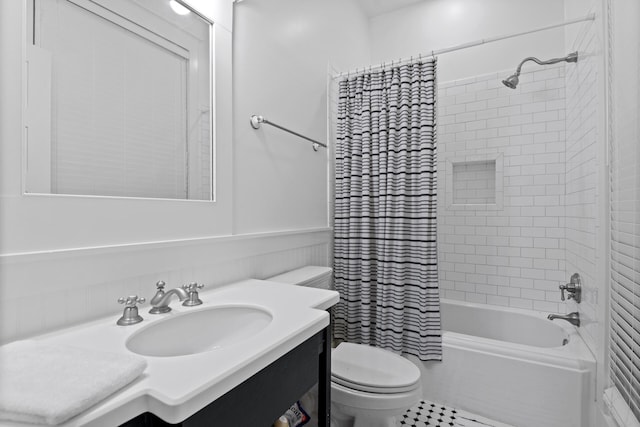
232;0;370;234
0;0;370;343
368;0;566;82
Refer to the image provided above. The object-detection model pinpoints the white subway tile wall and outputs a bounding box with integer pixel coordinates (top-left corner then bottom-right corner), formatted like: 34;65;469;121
437;64;568;312
564;19;600;351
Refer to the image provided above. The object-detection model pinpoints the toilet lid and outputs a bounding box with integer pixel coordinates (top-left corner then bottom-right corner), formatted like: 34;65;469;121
267;266;332;286
331;343;420;393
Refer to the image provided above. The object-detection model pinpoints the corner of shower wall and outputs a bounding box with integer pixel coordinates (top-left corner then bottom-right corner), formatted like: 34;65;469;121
563;6;602;360
563;2;609;426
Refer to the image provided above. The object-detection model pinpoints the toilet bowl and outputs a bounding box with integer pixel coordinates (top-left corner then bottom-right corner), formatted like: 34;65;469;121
267;267;422;427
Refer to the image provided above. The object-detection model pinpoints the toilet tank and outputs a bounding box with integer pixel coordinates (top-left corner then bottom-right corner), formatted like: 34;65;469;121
266;266;333;289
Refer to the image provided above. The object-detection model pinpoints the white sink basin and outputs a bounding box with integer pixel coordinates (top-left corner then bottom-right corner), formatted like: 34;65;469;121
126;305;273;357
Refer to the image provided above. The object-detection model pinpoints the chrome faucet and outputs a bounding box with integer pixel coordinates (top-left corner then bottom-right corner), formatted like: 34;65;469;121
149;281;189;314
548;312;580;327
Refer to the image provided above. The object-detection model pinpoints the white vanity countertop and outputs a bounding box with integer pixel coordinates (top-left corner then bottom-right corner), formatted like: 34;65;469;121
0;279;339;427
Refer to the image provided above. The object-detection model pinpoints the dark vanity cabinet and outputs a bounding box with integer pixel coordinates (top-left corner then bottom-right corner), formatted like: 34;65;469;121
122;325;331;427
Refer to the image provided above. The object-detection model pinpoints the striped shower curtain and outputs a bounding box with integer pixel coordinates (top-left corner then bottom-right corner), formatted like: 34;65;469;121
333;59;441;361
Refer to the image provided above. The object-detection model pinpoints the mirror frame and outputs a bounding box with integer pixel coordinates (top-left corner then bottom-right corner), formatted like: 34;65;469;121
22;0;217;202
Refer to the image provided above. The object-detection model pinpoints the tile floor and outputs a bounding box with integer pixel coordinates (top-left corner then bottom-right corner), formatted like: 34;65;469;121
397;400;513;427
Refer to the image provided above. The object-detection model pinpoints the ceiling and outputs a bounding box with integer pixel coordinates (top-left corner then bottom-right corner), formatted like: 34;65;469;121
355;0;426;18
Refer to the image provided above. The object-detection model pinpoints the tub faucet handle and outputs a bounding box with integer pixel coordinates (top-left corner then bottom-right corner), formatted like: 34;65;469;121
558;273;582;303
558;284;567;301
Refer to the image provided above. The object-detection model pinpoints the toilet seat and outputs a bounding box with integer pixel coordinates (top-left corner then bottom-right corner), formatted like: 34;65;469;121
331;375;420;394
331;343;421;394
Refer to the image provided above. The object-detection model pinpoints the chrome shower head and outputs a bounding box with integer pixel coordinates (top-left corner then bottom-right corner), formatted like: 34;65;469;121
502;51;578;90
502;74;519;89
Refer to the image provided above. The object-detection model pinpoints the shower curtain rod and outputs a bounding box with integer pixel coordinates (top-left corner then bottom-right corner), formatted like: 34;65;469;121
332;12;595;79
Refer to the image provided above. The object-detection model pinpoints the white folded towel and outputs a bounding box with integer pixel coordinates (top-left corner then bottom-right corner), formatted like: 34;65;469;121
0;340;147;425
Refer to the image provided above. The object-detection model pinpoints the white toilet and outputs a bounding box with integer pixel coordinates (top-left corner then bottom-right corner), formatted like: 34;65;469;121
267;267;422;427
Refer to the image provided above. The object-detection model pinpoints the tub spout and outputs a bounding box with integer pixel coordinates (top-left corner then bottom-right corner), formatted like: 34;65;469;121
547;312;580;327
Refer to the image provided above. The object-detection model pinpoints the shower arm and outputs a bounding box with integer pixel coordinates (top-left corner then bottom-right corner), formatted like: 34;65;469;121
513;52;578;76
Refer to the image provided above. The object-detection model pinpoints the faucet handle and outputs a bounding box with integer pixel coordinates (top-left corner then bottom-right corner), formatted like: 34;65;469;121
118;295;146;307
182;282;204;292
182;282;204;307
558;284;567;301
117;295;145;326
558;273;582;303
155;281;166;290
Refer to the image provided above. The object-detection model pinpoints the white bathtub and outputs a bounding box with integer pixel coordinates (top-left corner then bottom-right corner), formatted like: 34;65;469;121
408;299;595;427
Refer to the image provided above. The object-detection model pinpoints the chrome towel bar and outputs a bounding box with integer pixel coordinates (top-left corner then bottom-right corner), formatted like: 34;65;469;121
250;115;327;151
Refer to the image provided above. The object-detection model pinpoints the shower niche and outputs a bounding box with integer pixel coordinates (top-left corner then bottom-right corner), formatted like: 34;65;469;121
445;153;503;210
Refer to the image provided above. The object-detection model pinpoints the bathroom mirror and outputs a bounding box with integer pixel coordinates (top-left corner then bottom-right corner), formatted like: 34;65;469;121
24;0;214;200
